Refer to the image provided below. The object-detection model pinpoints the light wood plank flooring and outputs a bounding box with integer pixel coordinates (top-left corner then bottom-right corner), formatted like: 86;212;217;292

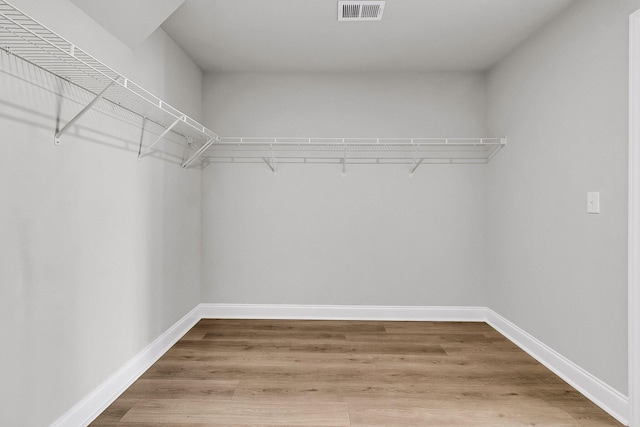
91;319;622;426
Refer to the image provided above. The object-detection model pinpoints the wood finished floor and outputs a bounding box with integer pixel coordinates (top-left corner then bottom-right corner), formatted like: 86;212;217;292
91;319;622;426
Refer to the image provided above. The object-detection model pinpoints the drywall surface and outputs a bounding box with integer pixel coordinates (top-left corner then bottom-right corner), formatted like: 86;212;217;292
204;72;487;137
202;72;488;305
486;0;640;395
0;2;202;426
124;27;203;121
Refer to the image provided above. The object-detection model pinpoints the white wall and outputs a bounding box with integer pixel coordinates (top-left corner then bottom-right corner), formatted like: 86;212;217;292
487;0;640;395
3;0;636;422
201;72;489;306
0;1;202;426
125;27;203;122
204;72;487;137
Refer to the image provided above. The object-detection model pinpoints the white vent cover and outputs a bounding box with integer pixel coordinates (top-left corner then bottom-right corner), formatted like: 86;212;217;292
338;1;385;21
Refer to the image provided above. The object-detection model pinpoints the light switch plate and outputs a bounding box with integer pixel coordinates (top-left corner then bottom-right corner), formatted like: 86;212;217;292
587;192;600;214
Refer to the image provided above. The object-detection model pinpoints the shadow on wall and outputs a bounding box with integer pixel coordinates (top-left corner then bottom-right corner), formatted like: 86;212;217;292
0;50;199;168
0;47;202;426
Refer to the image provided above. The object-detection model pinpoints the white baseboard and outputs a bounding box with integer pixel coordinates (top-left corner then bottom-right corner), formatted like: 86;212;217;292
197;303;487;321
49;305;202;427
486;309;629;426
51;303;629;427
204;304;629;425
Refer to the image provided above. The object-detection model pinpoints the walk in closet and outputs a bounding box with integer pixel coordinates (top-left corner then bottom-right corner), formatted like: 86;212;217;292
0;0;634;426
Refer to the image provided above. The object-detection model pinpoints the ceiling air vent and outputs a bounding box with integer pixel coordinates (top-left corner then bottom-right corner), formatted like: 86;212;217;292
338;1;385;21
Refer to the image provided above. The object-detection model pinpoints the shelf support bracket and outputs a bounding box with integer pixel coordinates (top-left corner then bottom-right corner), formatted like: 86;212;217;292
409;144;421;175
137;116;147;158
263;158;275;173
410;158;423;175
139;115;185;160
485;137;508;163
260;144;276;173
54;80;116;145
182;137;215;169
342;144;347;175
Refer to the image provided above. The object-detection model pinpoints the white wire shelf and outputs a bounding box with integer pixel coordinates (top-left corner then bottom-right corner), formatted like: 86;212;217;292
0;0;506;171
0;0;218;167
204;137;506;173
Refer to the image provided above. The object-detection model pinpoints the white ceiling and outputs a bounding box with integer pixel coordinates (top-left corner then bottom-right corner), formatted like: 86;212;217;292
161;0;575;72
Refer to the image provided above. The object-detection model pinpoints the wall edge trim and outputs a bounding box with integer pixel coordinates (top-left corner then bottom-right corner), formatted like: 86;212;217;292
52;303;629;426
629;8;640;427
486;308;629;426
198;303;487;321
49;305;201;427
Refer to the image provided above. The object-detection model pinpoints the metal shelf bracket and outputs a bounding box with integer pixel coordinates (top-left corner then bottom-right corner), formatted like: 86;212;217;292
182;137;216;169
0;2;509;171
138;115;185;161
0;0;219;167
342;143;347;175
54;80;117;145
268;144;276;174
137;116;147;157
409;143;421;175
263;157;276;173
203;137;507;171
410;159;423;175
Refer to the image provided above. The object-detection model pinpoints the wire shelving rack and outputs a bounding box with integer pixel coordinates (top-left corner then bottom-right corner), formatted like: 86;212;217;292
0;0;506;171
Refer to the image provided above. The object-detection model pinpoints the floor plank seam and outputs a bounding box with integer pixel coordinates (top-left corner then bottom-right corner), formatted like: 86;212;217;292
89;319;624;426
